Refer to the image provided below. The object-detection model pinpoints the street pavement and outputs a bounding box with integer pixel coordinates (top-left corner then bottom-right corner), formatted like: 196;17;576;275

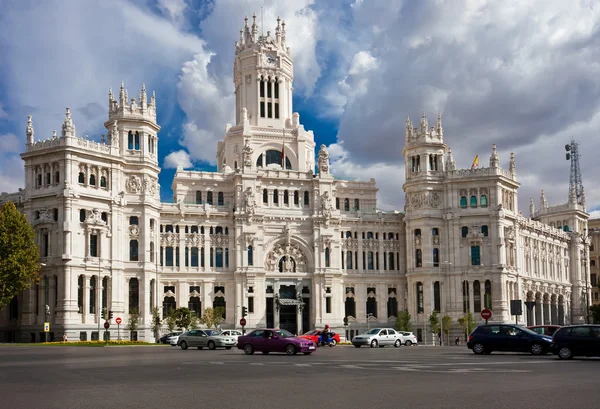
0;344;598;409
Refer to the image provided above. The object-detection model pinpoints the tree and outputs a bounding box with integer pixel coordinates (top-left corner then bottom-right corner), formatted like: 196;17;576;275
590;305;600;324
126;307;142;340
395;310;412;332
457;312;477;341
428;311;440;336
165;309;177;333
150;307;161;339
189;312;200;330
442;315;452;345
200;306;225;329
173;307;192;330
0;201;40;309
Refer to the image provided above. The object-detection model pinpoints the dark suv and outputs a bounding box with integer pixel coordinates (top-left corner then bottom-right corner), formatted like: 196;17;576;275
550;325;600;359
467;324;552;355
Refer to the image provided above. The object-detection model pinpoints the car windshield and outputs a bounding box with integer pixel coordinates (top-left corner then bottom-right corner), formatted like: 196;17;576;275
204;330;220;336
275;329;295;338
304;330;319;335
366;328;381;335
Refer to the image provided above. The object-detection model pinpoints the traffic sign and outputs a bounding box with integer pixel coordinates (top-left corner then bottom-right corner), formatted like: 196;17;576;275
43;322;50;332
104;321;110;329
116;317;122;325
239;318;247;327
481;308;493;321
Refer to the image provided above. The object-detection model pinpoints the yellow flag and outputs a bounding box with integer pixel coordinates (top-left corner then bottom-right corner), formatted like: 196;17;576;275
471;155;479;169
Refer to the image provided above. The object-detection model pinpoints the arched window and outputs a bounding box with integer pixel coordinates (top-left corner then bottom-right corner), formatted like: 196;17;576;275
346;251;353;269
79;209;86;222
304;191;309;206
129;240;139;261
345;297;356;318
294;190;299;205
45;172;51;185
480;195;488;207
54;171;60;185
188;297;201;314
473;280;481;312
213;296;226;319
134;131;140;150
196;191;202;204
207;191;213;205
354;198;360;211
460;196;467;208
273;189;279;204
416;282;424;313
78;172;85;184
263;189;268;203
284;190;289;205
257;150;292;169
128;131;133;150
100;176;107;188
129;278;139;312
224;227;229;235
89;174;96;186
366;296;377;318
461;226;468;238
37;173;42;187
162;296;176;318
564;225;569;232
215;248;223;268
387;296;398;318
415;249;422;267
325;248;330;267
345;231;352;238
470;196;477;207
215;226;223;234
77;275;83;313
217;192;224;206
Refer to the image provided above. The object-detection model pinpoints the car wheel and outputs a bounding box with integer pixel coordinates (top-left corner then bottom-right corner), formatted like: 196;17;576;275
180;341;188;350
285;344;297;355
404;340;412;346
558;347;573;360
330;339;337;346
354;345;361;348
208;341;216;350
394;339;401;348
303;352;312;355
243;344;254;355
225;347;232;350
370;339;378;348
530;343;544;355
262;351;269;355
472;343;485;355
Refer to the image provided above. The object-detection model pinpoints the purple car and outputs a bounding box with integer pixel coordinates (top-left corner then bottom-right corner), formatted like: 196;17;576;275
237;328;316;355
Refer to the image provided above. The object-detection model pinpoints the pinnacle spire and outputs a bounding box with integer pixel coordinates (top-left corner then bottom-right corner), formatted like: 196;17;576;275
26;115;34;145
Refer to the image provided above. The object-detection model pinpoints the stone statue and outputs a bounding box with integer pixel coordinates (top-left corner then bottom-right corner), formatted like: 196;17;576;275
110;121;119;147
318;144;330;174
321;191;332;218
244;187;255;215
242;139;253;167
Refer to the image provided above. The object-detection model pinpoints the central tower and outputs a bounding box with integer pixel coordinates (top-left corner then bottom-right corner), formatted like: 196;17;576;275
234;14;293;127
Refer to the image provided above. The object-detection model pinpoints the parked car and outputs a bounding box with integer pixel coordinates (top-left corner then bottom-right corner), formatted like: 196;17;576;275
220;329;243;342
527;325;561;337
550;324;600;359
158;332;181;344
397;331;418;346
167;333;182;346
467;324;552;355
177;329;236;350
298;330;341;346
237;328;316;355
351;328;402;348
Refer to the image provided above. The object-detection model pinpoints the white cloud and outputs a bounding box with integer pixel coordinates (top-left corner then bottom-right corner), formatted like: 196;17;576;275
164;149;193;169
157;0;187;27
0;133;20;153
0;104;7;119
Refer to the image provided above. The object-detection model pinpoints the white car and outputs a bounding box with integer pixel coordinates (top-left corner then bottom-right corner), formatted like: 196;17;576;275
351;328;403;348
167;333;181;346
398;331;418;346
219;329;243;341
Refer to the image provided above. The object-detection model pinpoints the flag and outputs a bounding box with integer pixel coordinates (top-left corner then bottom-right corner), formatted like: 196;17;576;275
471;155;479;169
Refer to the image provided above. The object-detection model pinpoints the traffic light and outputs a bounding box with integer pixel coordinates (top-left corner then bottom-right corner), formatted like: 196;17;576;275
343;316;349;326
109;310;114;320
101;308;106;320
242;306;248;318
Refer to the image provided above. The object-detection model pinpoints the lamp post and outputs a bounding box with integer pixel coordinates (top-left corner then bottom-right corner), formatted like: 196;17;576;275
366;312;373;331
427;260;451;346
147;248;160;341
574;229;599;324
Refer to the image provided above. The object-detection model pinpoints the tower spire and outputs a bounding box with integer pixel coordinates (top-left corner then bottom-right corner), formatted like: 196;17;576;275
26;115;34;145
489;144;499;167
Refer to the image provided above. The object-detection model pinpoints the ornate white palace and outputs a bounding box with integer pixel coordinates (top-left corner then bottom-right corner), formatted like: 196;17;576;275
0;15;592;342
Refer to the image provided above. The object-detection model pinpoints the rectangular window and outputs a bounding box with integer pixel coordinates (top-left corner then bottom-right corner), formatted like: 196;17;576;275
367;252;374;270
201;247;205;267
326;297;331;314
216;248;223;268
274;103;279;119
248;296;254;313
90;234;98;257
433;248;439;267
43;233;49;257
267;82;272;98
346;251;353;270
191;248;199;267
165;247;174;266
176;248;180;267
471;246;481;266
416;282;424;313
260;102;265;118
267;102;272;118
433;281;440;312
185;248;189;267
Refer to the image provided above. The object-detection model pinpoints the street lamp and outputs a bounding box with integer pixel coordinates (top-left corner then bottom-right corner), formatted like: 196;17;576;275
366;312;374;331
427;260;451;346
573;229;600;324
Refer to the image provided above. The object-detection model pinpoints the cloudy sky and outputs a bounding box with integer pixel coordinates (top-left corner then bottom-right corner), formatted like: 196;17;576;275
1;0;600;216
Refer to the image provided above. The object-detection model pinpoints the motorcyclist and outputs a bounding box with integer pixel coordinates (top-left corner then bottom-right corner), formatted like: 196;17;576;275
320;324;331;346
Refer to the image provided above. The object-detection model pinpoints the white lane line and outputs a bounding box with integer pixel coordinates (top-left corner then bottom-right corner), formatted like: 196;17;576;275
209;361;224;365
250;363;264;366
294;364;311;367
339;364;362;369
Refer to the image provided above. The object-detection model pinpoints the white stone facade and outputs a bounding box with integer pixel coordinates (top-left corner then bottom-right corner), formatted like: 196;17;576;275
0;15;591;342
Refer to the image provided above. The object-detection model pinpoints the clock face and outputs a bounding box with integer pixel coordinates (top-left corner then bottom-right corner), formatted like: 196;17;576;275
264;54;276;66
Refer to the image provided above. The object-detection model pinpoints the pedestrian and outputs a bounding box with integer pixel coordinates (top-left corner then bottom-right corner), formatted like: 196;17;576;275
455;336;460;346
62;333;68;343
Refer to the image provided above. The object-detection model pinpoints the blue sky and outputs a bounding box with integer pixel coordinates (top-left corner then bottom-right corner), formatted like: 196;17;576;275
2;0;600;216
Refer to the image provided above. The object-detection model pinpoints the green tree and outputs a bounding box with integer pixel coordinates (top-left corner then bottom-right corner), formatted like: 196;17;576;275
395;310;412;332
150;307;161;340
457;312;477;341
428;311;440;335
590;305;600;324
200;306;225;329
173;307;192;331
165;309;177;333
442;315;452;345
126;307;142;340
0;201;40;309
189;312;200;330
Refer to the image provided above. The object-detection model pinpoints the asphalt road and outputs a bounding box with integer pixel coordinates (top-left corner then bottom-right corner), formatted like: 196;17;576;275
0;344;598;409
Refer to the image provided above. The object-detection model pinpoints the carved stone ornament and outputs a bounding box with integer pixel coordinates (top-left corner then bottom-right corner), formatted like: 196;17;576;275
318;144;330;174
129;225;140;237
363;239;379;250
321;191;333;218
244;187;256;215
126;175;142;193
245;74;252;84
186;233;204;247
242;139;253;167
161;232;177;246
410;193;424;209
211;234;229;247
459;189;468;197
85;209;106;226
33;208;56;226
265;242;307;273
429;191;441;208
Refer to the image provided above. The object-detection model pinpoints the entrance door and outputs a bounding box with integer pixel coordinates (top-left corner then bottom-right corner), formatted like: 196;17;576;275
279;285;298;334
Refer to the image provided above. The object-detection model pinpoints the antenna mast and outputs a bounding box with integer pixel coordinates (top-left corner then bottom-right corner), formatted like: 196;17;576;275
261;6;264;38
565;138;584;205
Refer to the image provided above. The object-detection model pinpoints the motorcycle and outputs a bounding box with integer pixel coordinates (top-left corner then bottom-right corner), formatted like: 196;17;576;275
318;332;338;347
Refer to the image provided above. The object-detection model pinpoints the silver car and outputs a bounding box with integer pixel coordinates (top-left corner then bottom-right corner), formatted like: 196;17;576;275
177;329;236;350
351;328;402;348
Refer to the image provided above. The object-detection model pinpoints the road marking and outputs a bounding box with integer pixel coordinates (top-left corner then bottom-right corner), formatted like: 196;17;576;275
209;362;224;365
339;364;362;369
294;364;311;367
250;363;264;366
